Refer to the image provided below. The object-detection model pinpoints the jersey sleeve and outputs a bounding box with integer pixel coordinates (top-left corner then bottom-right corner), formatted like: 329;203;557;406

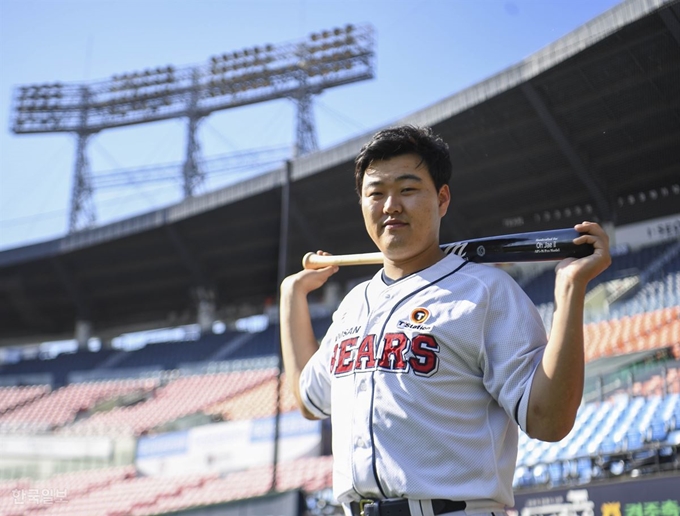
479;271;546;432
298;317;337;419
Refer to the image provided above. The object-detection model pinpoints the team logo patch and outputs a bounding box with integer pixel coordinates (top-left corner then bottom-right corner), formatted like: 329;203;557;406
410;308;430;324
397;308;433;332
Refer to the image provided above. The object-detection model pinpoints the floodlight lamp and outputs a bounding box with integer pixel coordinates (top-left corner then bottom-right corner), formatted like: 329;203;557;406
345;24;354;33
346;36;355;45
322;30;330;38
265;44;273;52
334;28;342;36
310;33;319;41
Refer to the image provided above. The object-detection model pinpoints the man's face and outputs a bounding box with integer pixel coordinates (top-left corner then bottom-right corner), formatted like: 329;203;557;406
360;153;450;266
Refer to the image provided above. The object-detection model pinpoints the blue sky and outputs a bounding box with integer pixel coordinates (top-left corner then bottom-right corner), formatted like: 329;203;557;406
0;0;622;251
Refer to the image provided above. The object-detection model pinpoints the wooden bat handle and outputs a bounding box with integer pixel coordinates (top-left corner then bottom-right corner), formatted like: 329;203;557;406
302;251;384;269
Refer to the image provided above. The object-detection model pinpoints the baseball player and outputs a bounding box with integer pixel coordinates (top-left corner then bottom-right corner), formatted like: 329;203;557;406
280;125;611;514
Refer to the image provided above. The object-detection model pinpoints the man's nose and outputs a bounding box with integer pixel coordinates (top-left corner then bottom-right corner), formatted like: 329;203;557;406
383;194;402;214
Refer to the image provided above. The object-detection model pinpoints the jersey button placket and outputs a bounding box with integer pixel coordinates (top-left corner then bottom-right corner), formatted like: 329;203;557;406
351;356;377;493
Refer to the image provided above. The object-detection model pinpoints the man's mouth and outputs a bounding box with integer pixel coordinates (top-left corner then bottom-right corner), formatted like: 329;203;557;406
383;219;408;229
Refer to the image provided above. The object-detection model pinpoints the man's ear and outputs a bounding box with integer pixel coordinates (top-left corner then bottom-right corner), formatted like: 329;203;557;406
438;185;451;217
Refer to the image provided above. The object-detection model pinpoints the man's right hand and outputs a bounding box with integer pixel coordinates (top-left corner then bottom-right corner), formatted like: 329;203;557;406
281;250;339;296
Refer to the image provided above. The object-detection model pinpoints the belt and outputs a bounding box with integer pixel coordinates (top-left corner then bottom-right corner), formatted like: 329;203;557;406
350;499;467;516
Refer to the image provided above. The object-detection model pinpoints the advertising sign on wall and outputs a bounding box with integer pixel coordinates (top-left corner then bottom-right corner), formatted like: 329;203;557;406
136;411;321;476
511;476;680;516
615;214;680;248
0;434;113;459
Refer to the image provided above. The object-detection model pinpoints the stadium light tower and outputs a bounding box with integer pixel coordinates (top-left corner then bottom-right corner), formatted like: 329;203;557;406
9;24;376;232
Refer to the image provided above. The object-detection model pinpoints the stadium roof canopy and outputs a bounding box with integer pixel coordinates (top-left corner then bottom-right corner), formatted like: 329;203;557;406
1;0;679;346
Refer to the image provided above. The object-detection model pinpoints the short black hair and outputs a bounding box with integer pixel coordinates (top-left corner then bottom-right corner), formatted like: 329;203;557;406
354;125;452;197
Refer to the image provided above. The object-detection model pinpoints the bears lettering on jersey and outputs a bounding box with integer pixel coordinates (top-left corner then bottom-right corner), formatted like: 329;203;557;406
330;332;439;377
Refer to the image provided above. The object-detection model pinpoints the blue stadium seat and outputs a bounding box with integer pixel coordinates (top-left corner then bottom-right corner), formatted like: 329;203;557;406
646;420;669;442
548;462;565;486
623;429;644;451
576;457;593;483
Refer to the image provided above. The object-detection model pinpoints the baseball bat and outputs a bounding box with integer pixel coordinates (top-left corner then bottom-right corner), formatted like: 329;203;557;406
302;228;594;269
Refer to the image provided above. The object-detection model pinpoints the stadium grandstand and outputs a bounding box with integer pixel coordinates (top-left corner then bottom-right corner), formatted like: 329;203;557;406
1;0;680;514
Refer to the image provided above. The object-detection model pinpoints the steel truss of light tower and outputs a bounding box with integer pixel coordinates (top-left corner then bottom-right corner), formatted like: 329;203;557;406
9;24;376;231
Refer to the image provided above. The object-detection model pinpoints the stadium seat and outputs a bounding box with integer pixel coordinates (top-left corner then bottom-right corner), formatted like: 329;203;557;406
63;369;276;436
576;457;593;483
0;379;158;432
207;373;298;421
0;385;50;414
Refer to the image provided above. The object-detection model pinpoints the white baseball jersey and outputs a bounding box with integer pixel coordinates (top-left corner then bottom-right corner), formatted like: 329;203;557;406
299;252;547;506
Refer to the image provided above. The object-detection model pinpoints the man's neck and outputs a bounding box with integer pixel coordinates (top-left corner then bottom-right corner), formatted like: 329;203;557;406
383;244;445;280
